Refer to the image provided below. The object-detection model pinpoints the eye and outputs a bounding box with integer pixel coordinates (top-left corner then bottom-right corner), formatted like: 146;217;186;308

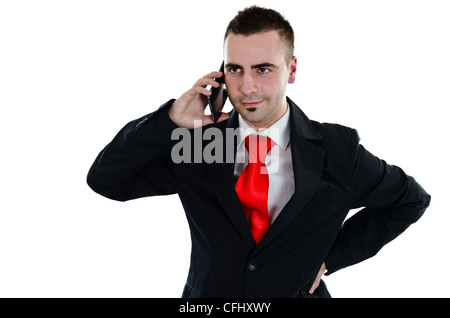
258;68;270;74
229;67;241;74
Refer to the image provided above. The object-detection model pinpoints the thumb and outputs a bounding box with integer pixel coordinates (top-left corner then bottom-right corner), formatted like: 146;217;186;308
309;277;321;295
203;112;229;126
309;263;327;294
216;112;230;123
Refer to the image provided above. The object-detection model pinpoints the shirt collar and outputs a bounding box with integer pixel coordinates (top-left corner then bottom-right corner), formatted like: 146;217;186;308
237;106;291;150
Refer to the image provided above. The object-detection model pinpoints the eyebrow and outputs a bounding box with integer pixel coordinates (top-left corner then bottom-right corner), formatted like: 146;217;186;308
225;63;278;70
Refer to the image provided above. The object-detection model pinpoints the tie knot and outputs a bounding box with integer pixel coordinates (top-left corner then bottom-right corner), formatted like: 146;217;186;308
245;135;275;163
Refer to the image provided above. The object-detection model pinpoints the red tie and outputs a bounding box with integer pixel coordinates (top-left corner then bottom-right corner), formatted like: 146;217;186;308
235;135;275;244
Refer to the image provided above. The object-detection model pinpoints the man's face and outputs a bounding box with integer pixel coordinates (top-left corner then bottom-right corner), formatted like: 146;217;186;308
223;30;297;130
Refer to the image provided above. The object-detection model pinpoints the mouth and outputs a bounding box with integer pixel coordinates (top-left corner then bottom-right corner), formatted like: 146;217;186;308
242;100;263;108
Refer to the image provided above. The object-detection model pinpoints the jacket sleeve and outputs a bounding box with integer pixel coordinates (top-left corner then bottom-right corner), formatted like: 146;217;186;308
86;99;179;201
325;129;431;275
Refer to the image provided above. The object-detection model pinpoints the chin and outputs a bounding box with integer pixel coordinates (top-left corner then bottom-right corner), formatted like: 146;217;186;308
240;111;267;126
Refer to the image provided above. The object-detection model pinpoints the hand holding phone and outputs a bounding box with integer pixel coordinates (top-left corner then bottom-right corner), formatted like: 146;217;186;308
170;63;228;129
207;62;228;123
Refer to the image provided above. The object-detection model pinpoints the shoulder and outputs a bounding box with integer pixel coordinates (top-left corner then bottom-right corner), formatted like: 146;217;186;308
311;121;360;152
308;121;361;191
287;98;359;150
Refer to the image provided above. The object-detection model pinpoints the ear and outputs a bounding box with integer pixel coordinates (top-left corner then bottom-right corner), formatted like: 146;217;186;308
288;56;297;84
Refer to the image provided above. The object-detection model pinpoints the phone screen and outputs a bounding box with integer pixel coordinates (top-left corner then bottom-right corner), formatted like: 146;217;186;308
208;62;227;123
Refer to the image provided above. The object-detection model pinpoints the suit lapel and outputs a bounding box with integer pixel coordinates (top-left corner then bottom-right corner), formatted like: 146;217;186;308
256;98;326;249
205;98;326;250
205;111;256;248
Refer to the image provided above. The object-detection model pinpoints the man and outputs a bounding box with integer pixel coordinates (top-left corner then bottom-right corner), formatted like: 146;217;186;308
87;6;430;297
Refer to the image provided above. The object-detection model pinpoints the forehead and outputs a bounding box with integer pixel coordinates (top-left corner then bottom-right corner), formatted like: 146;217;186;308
224;30;285;65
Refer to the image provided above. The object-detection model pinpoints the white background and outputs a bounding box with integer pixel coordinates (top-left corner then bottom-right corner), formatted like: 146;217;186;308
1;0;449;298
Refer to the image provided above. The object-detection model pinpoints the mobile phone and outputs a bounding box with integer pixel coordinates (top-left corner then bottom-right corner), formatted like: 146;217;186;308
207;62;227;123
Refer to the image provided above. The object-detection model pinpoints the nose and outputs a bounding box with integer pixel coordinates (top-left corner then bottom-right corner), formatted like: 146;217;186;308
240;73;257;95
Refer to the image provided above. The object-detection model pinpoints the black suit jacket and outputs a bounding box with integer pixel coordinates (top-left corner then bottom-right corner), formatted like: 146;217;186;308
87;98;430;297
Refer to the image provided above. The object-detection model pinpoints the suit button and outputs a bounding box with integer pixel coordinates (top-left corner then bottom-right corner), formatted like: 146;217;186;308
248;260;258;271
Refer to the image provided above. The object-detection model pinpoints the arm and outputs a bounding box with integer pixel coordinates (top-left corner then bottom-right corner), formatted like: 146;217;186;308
87;71;230;202
325;130;431;275
86;100;180;201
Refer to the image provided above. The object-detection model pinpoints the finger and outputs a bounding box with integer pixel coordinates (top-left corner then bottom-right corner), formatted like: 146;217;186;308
309;278;320;295
195;77;221;89
309;263;326;294
193;86;212;96
202;115;214;126
216;112;230;123
197;71;223;86
204;71;223;79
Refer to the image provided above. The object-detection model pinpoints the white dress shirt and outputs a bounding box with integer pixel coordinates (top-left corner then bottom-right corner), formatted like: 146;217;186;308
234;107;295;224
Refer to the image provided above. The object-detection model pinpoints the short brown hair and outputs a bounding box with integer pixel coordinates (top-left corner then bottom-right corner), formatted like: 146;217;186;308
224;6;295;65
